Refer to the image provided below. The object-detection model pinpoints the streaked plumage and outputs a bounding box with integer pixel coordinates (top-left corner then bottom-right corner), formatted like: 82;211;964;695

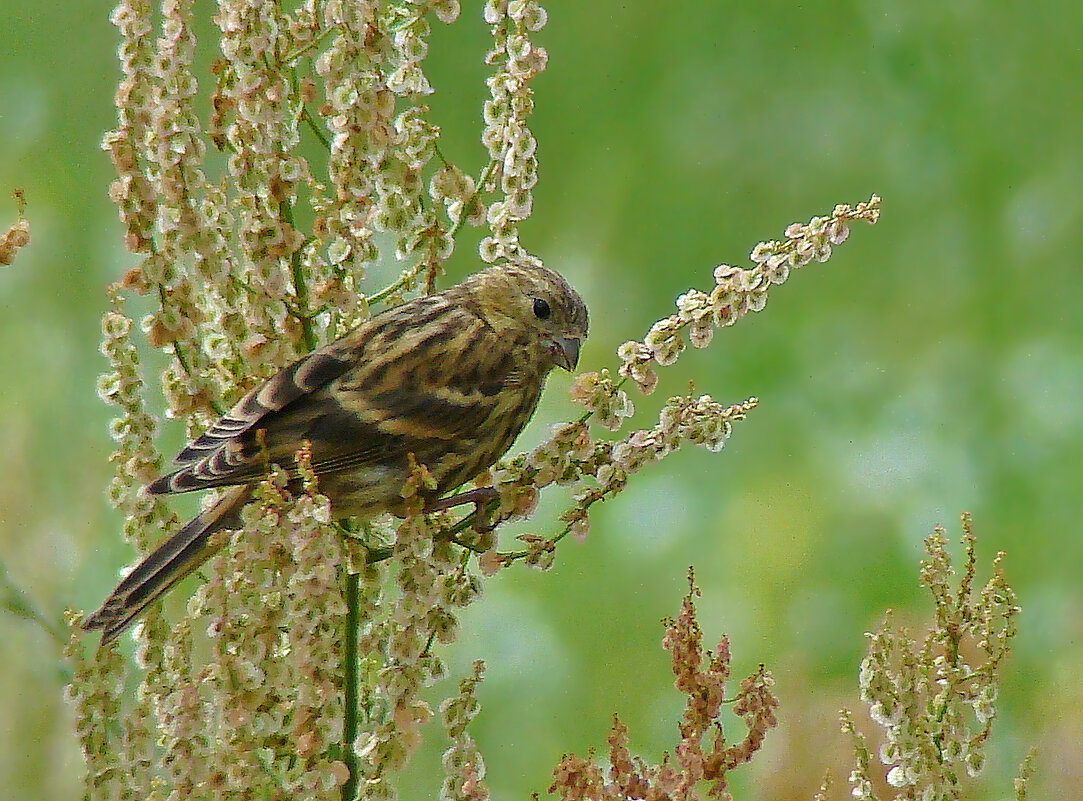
83;262;588;644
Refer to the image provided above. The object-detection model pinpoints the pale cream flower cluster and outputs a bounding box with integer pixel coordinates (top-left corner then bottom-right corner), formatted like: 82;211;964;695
482;393;758;572
349;462;484;801
844;515;1022;800
478;0;548;263
615;196;881;394
63;619;127;799
142;465;351;798
97;289;177;555
439;661;489;801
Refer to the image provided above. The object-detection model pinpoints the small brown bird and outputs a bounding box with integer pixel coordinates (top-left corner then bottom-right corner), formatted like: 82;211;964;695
83;262;588;644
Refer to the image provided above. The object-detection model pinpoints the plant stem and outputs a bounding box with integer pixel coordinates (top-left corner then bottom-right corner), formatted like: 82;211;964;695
282;200;317;352
342;569;361;801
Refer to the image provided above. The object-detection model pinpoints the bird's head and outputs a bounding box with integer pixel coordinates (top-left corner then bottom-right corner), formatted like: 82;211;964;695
469;261;589;371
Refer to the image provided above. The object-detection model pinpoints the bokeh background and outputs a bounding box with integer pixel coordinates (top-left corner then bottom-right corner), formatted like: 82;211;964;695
2;2;1081;799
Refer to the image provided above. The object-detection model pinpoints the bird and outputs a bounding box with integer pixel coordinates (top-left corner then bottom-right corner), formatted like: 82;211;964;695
82;261;589;644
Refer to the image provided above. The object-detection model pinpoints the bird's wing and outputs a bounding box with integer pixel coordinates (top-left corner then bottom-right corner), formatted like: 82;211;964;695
147;294;524;495
146;338;358;493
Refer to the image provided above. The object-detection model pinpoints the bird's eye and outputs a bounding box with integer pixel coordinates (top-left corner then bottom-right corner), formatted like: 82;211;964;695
532;298;551;319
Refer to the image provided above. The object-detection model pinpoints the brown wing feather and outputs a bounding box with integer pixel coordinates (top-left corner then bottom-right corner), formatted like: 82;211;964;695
169;345;359;467
146;343;360;494
147;291;526;499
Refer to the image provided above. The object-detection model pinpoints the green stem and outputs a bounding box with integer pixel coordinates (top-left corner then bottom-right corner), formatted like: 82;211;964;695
932;625;963;764
365;545;393;563
364;272;420;306
342;569;360;801
282;24;340;66
301;105;331;151
0;562;65;645
281;200;317;352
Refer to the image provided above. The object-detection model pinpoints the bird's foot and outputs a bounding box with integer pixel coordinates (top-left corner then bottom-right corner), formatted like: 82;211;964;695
425;486;499;548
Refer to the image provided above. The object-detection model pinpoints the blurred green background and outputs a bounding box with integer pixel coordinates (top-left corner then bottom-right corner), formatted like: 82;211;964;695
2;2;1081;799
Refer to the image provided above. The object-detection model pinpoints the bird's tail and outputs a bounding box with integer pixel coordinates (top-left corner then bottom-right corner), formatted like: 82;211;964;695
82;485;252;645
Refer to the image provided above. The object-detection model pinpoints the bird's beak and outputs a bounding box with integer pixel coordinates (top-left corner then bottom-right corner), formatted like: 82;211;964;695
550;337;581;371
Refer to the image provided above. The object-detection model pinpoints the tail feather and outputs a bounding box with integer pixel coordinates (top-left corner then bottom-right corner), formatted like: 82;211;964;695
82;485;252;645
